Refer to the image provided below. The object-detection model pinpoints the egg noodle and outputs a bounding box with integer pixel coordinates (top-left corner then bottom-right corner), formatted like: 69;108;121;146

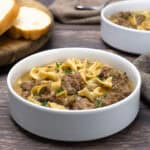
109;11;150;30
14;58;133;110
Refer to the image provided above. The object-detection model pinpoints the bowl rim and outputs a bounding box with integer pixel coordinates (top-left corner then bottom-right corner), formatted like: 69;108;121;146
7;47;141;114
101;0;150;34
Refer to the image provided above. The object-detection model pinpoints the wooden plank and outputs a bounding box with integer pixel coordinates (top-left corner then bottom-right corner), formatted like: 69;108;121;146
0;0;54;67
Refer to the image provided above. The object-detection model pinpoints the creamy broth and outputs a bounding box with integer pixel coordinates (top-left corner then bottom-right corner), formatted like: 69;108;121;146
109;11;150;30
14;58;133;110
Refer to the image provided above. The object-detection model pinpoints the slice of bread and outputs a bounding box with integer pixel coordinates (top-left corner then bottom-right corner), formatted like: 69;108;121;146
0;0;19;35
8;6;51;40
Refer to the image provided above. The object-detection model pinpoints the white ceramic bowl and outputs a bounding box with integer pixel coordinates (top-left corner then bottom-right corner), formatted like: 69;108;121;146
101;0;150;54
7;48;141;141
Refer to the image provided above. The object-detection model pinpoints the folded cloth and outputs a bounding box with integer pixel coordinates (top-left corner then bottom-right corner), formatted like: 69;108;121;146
134;54;150;103
50;0;106;24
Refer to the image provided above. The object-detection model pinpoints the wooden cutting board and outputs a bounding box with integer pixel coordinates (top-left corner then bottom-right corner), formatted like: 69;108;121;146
0;0;54;67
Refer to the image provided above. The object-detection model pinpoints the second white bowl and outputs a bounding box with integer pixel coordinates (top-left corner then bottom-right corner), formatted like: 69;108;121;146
101;0;150;54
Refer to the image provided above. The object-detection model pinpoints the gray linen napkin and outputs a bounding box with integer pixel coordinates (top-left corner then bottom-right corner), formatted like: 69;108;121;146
134;54;150;103
50;0;105;24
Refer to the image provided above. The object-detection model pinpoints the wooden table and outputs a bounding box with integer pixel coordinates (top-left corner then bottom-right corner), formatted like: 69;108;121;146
0;0;150;149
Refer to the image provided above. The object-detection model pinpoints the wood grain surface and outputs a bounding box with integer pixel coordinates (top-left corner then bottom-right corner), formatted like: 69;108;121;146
0;0;54;66
0;0;150;150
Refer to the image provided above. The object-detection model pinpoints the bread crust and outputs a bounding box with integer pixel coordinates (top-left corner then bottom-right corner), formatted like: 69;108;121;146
8;7;51;40
9;23;50;40
0;0;19;35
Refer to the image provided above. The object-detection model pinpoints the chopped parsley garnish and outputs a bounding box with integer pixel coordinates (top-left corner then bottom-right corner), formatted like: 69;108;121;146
55;87;64;94
56;62;62;72
41;101;48;106
122;15;129;20
97;75;100;78
96;98;102;108
104;93;108;98
56;62;62;68
64;68;72;73
112;75;116;80
47;65;52;68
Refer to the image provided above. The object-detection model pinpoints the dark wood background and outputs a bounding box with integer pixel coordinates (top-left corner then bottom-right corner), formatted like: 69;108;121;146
0;0;150;149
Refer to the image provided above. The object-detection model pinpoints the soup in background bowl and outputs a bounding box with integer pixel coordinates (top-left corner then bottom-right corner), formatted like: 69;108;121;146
109;11;150;31
101;0;150;54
